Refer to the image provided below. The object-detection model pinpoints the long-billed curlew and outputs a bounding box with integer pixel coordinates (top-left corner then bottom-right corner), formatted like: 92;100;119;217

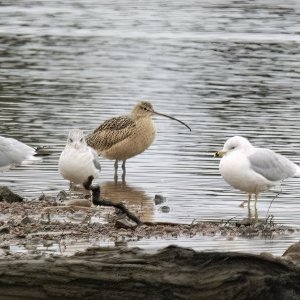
0;135;38;171
86;101;191;182
214;136;300;223
59;129;101;192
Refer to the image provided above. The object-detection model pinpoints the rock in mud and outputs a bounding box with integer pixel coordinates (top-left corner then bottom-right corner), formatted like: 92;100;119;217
20;216;32;225
160;205;170;213
154;194;167;205
0;226;10;234
282;241;300;265
56;190;68;202
115;218;138;229
0;186;23;203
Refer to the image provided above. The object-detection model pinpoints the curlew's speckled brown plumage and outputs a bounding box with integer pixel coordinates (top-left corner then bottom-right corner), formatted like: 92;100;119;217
86;101;191;182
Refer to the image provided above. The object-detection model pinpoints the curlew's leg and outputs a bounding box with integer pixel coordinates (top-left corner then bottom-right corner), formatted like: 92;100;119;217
254;193;259;223
247;193;252;223
114;159;119;171
121;160;126;182
114;160;119;183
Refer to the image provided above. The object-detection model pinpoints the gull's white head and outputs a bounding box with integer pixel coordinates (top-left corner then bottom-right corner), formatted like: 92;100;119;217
215;136;252;158
67;129;87;150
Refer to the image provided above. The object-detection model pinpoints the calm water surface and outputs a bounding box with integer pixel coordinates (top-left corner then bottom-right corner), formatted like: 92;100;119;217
1;0;300;255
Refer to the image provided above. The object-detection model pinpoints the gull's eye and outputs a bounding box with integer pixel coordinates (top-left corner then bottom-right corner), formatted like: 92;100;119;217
80;138;84;143
69;138;73;143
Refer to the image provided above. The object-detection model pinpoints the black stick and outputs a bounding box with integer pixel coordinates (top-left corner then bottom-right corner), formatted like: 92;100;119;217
83;176;142;225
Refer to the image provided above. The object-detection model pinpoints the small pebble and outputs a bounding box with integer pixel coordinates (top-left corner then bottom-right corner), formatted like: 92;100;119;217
115;219;138;229
0;227;10;234
160;206;170;213
56;190;68;202
154;194;167;205
21;216;32;225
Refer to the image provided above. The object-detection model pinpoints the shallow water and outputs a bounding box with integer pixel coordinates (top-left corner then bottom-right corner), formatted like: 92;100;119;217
1;0;300;255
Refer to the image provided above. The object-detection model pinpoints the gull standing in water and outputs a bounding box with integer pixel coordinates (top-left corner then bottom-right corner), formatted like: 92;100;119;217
0;135;37;171
86;101;191;182
59;129;101;193
214;136;300;222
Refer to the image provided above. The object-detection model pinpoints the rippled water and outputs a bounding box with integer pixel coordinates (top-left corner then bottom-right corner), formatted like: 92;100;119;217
1;0;300;255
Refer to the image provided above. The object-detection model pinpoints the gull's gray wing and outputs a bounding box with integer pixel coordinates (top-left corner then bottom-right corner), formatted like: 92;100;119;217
249;148;297;182
0;138;14;168
0;136;36;169
91;149;101;171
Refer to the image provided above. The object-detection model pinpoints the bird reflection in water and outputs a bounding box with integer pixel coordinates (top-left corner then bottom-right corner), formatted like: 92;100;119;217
101;181;154;223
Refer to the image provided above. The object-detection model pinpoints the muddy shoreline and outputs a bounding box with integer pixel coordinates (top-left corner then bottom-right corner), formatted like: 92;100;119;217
0;186;299;259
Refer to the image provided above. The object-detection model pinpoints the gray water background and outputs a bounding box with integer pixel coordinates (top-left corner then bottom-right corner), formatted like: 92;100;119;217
1;0;300;255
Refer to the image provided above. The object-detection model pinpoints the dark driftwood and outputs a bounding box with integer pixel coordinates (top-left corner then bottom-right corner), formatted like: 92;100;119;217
83;176;142;225
0;246;299;300
91;185;142;225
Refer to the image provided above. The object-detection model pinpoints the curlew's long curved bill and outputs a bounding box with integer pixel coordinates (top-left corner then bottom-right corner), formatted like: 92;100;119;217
153;111;191;131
